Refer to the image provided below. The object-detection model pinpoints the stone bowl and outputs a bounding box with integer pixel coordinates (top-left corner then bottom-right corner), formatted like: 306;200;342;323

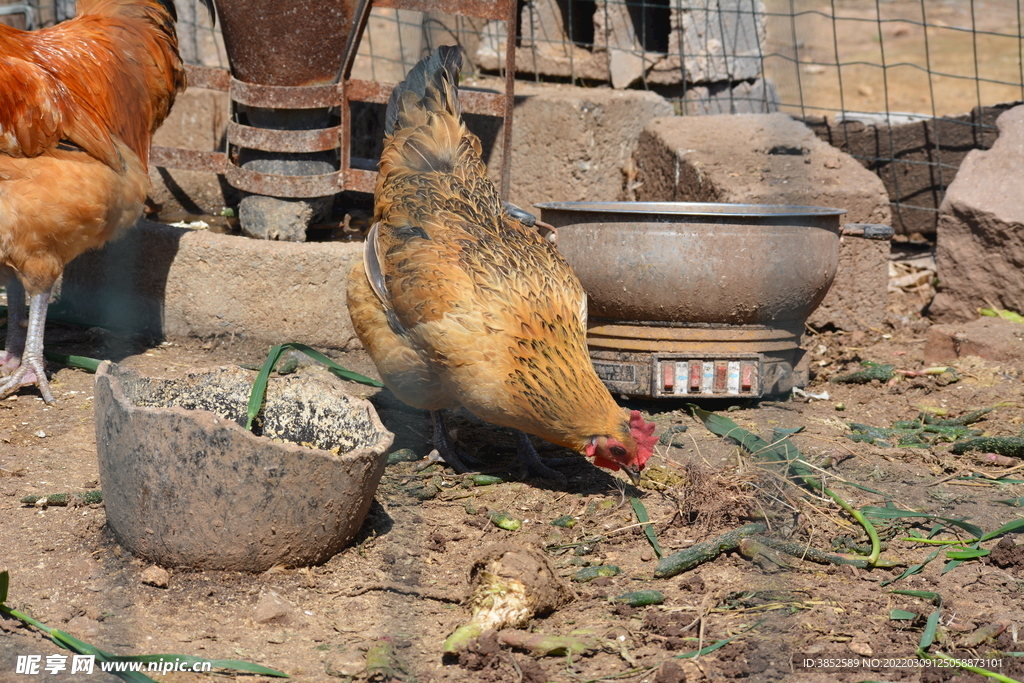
95;362;393;571
536;201;844;326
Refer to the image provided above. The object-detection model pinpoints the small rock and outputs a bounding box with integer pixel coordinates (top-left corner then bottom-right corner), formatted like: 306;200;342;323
387;448;420;465
238;194;327;242
254;591;296;624
653;659;688;683
140;565;170;588
66;615;101;638
34;430;46;438
326;650;366;677
990;536;1024;569
640;548;654;562
925;316;1024;364
658;425;689;446
848;636;873;656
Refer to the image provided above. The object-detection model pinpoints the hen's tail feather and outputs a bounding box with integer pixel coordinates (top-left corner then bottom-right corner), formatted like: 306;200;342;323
385;45;462;137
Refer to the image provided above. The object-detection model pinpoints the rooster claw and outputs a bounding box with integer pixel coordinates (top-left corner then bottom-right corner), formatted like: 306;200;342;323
0;362;53;404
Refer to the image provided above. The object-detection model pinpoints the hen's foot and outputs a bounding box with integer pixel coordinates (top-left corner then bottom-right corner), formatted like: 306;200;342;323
515;432;568;485
429;410;485;474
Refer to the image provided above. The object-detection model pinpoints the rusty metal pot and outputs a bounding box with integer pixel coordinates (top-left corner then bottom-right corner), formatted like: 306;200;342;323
535;202;845;326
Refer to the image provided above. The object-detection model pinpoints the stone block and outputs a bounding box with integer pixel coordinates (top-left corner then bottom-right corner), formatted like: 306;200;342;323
924;317;1024;364
487;82;674;208
633;113;892;332
58;220;362;350
930;105;1024;323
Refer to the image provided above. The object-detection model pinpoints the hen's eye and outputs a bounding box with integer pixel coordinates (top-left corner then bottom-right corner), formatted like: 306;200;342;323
610;446;627;458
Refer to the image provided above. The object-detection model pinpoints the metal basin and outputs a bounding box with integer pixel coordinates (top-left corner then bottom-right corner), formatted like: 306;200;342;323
535;202;844;326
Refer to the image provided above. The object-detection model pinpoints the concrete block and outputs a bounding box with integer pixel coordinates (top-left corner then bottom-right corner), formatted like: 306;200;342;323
633;113;892;332
806;103;1016;236
487;82;674;208
924;317;1024;364
58;220;362;350
930;105;1024;323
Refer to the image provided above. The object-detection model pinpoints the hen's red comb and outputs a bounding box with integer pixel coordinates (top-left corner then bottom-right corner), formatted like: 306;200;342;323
629;410;658;467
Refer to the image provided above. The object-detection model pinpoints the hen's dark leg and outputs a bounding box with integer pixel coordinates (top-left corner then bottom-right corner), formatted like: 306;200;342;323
428;410;485;473
515;431;568;485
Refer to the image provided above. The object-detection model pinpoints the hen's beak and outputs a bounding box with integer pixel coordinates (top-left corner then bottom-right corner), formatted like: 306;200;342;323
622;465;642;486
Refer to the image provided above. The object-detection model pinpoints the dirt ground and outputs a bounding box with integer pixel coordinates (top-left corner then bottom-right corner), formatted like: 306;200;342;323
1;290;1023;683
764;0;1024;118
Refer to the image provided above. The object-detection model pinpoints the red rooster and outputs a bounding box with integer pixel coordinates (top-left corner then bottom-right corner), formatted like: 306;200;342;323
0;0;212;402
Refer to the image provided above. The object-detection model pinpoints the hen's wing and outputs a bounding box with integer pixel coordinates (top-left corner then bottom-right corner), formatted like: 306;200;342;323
373;163;594;442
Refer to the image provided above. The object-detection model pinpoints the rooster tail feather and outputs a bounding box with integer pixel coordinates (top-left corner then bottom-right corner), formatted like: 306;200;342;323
385;45;462;137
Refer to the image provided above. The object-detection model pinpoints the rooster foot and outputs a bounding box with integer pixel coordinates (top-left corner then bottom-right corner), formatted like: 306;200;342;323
0;352;20;374
515;432;568;485
0;360;53;404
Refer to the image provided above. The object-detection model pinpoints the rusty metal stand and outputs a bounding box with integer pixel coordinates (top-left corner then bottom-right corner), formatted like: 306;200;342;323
150;0;517;204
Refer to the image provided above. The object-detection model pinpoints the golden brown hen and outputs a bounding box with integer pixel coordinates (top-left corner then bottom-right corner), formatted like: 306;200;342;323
0;0;211;402
347;46;657;484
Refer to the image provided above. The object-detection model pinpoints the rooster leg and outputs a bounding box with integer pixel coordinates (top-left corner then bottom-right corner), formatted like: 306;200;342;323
1;275;27;373
515;432;568;485
0;289;54;404
430;410;486;473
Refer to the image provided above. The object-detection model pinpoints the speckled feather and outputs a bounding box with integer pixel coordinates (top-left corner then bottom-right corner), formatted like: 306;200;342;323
347;46;640;456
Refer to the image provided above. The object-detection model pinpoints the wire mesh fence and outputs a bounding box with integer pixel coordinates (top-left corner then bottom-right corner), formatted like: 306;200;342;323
763;0;1024;236
5;0;1022;234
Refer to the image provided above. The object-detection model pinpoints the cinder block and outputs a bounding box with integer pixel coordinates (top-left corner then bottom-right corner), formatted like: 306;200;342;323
58;220;362;350
930;105;1024;323
633;113;892;332
488;82;674;208
924;317;1024;364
